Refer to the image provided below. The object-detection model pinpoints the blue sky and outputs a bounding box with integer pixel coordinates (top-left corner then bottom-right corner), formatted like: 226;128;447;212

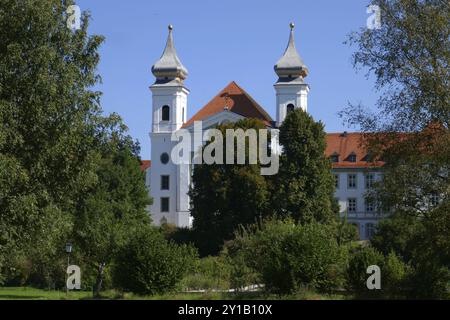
76;0;378;159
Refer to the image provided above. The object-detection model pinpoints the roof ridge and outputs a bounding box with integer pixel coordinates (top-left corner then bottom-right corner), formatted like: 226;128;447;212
230;82;273;122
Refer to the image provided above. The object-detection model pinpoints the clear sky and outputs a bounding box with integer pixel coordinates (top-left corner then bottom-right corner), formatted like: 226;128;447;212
76;0;378;159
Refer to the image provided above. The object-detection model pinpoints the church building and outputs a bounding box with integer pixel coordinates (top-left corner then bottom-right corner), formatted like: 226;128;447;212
142;24;386;240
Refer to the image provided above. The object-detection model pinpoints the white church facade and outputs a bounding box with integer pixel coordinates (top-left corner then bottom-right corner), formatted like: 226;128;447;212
141;24;387;240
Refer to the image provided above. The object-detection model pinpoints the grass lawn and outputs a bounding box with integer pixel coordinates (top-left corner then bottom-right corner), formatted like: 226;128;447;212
0;287;349;300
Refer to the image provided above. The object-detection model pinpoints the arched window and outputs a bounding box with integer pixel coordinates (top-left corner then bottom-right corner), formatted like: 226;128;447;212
162;105;170;121
286;104;295;114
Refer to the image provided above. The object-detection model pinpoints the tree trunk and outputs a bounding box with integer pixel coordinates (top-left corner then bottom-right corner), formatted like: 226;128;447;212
93;262;105;298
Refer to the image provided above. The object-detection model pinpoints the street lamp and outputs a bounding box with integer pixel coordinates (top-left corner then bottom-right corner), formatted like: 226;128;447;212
65;242;72;255
65;242;72;294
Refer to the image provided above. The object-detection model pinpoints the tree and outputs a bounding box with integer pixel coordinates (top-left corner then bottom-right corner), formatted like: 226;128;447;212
274;109;338;224
73;114;152;297
341;0;449;298
0;0;104;281
189;119;271;256
340;0;449;214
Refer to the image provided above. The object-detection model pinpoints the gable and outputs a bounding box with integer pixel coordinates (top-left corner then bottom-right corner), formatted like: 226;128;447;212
182;81;274;128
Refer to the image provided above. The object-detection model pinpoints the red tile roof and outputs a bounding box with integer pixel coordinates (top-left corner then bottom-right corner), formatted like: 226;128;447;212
325;132;384;169
140;160;151;172
182;81;273;128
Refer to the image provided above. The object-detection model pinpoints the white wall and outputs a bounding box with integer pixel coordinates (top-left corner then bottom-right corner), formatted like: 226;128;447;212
333;168;385;240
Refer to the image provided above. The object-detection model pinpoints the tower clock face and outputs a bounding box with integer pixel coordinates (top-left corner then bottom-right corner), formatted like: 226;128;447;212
160;152;170;164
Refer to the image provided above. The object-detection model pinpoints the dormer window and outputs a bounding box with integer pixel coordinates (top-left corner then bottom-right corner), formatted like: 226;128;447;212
330;153;339;163
162;105;170;121
348;152;357;163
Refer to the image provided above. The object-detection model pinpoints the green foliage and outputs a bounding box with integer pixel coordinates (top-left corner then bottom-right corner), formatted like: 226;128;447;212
73;115;152;295
342;0;450;300
222;238;261;291
182;256;231;291
371;204;450;299
227;218;347;294
404;257;450;299
346;246;384;296
336;217;360;246
0;0;103;282
382;251;410;298
190;119;271;256
0;0;153;295
343;0;449;131
113;227;198;295
274;109;337;224
371;213;424;261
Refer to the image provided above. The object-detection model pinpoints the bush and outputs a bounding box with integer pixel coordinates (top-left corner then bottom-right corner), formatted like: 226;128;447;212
346;246;384;297
229;218;347;294
405;257;450;300
181;256;231;291
113;228;197;295
371;213;423;261
382;251;410;298
222;239;260;291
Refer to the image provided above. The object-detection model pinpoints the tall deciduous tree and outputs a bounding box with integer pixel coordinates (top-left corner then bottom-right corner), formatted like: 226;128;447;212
0;0;104;279
341;0;449;214
274;109;337;224
341;0;449;298
73;114;152;297
189;119;270;256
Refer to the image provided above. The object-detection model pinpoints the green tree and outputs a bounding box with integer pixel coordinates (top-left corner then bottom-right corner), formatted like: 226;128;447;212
346;246;385;297
0;0;103;281
189;119;271;256
274;109;337;224
73;115;152;297
340;0;449;216
341;0;449;298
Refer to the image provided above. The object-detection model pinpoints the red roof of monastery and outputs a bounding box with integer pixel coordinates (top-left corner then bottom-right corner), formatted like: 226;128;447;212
182;81;273;128
325;132;384;168
140;160;151;172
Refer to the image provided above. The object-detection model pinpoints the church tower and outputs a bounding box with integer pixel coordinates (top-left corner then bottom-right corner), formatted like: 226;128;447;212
149;25;191;227
274;23;309;127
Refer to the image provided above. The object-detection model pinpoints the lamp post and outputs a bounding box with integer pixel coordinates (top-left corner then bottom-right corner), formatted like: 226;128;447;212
65;242;72;294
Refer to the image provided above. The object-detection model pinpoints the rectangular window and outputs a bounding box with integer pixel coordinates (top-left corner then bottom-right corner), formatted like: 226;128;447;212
365;198;374;212
365;173;374;189
366;223;375;239
348;198;357;213
348;174;357;189
334;174;339;189
161;175;170;190
161;197;169;212
431;193;439;207
348;154;357;162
